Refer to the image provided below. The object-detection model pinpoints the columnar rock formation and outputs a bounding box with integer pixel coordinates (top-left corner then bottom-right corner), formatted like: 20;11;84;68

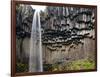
40;6;95;64
16;4;34;70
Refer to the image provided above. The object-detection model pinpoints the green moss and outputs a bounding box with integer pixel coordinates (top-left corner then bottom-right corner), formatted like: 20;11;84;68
64;59;95;70
43;64;52;71
44;59;95;71
16;63;28;73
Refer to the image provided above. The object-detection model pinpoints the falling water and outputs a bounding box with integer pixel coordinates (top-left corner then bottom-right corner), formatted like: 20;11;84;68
29;10;43;72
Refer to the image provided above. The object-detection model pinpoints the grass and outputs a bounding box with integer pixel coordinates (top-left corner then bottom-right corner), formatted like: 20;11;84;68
43;59;95;71
65;59;95;70
16;59;95;72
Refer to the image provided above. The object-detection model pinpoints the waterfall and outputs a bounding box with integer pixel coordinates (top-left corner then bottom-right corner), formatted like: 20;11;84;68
29;10;43;72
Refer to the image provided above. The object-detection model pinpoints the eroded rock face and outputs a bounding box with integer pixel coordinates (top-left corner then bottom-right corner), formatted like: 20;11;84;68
16;4;35;38
16;4;34;66
40;6;95;64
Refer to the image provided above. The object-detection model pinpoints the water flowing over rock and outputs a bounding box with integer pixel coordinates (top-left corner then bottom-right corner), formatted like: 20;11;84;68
29;11;43;72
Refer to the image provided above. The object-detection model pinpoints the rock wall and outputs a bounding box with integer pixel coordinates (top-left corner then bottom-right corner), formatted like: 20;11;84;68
41;6;96;64
16;4;34;64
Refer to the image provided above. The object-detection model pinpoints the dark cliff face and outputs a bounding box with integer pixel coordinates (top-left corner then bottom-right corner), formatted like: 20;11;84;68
16;4;35;72
40;6;95;64
16;4;35;39
40;6;95;45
